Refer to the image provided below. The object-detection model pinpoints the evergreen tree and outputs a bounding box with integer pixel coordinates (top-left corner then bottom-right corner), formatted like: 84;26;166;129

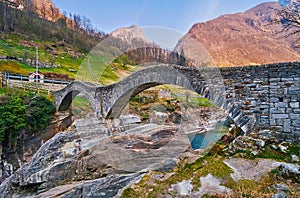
0;96;26;148
25;96;55;132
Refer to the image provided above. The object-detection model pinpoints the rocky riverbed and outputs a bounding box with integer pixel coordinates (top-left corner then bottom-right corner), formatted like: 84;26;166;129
0;116;198;197
1;108;298;197
0;112;72;183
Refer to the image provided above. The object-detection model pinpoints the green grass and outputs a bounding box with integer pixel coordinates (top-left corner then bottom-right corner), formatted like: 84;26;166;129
0;32;142;85
255;144;300;165
72;96;91;107
71;96;94;117
224;178;271;197
0;87;27;96
0;88;6;94
70;52;141;84
121;154;232;198
229;143;300;166
121;188;139;198
222;168;300;197
175;96;213;107
0;33;86;78
120;139;300;197
99;66;119;84
191;156;233;191
0;35;50;62
0;61;29;74
121;149;300;197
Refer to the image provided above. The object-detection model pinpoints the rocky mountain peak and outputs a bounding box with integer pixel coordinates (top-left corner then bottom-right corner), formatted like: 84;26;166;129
32;0;63;21
110;24;149;46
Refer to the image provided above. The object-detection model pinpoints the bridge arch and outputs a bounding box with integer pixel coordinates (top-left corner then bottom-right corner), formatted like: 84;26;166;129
101;65;209;118
52;81;99;112
53;64;255;134
97;64;254;133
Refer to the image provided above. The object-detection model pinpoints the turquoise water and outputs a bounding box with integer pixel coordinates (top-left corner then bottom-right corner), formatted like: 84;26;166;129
188;124;224;150
188;132;206;150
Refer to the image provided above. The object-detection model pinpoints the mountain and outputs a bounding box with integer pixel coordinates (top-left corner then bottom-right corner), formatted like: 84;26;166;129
184;2;300;66
109;25;185;66
8;0;92;31
110;25;150;46
31;0;63;21
34;0;64;22
8;0;63;21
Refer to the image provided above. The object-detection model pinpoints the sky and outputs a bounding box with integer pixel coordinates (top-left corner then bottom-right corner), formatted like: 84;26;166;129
52;0;277;34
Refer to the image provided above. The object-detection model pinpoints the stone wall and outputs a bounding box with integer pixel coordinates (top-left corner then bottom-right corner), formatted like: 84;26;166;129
220;62;300;142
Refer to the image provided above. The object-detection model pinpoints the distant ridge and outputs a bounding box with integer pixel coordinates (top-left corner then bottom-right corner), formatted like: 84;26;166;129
184;2;300;66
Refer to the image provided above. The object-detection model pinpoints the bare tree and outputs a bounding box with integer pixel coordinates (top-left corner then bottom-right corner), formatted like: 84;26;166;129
68;12;73;28
1;1;8;32
50;3;57;21
24;0;34;12
40;1;47;19
81;15;92;35
22;0;35;27
73;14;82;31
278;0;300;42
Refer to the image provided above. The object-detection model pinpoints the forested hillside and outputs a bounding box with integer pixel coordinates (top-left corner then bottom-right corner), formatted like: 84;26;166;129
0;0;105;51
0;0;107;80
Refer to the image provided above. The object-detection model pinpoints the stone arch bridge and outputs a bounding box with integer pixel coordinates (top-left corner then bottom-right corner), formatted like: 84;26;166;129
52;63;300;142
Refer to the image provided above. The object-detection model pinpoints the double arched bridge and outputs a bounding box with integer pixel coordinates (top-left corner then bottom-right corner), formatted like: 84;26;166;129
52;62;300;142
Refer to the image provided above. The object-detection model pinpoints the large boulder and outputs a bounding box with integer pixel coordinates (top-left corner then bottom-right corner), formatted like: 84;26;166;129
0;119;191;197
278;163;300;182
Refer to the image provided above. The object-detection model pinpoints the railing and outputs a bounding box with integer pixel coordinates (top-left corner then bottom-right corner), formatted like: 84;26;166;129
0;72;73;92
1;72;71;85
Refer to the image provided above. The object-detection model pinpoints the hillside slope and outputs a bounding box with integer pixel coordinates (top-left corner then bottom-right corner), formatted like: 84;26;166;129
9;0;64;22
0;0;106;80
185;2;300;66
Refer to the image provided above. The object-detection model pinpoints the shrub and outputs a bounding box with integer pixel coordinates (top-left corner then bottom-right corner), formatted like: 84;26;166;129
25;95;56;133
0;91;55;148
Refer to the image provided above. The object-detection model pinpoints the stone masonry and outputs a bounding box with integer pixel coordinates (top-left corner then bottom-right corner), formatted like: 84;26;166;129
52;62;300;142
220;62;300;142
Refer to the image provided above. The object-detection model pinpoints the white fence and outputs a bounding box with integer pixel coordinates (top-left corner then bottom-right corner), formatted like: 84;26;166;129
1;72;72;92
